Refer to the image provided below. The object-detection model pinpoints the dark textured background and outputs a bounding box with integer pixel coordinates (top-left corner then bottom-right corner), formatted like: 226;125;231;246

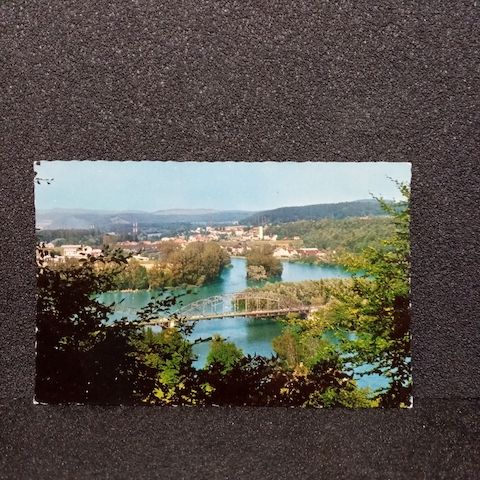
1;1;479;478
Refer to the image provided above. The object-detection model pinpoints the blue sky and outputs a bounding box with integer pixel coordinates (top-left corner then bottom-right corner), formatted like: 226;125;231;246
34;161;411;211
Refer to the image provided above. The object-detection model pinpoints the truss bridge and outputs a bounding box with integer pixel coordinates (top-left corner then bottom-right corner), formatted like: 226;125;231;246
144;292;310;327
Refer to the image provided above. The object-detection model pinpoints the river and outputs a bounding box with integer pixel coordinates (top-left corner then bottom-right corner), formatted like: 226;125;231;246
98;257;386;390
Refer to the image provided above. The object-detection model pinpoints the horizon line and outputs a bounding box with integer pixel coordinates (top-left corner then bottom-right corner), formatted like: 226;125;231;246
36;197;387;214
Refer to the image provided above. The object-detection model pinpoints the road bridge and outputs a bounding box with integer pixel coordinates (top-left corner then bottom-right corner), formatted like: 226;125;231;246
144;292;310;327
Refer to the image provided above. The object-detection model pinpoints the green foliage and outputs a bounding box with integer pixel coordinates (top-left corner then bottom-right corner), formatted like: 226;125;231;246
35;245;151;404
243;199;386;224
292;183;412;407
246;244;283;278
137;328;204;405
272;327;336;371
161;241;230;287
105;241;230;290
148;263;174;289
36;228;102;246
156;240;180;259
246;265;268;281
206;335;244;374
307;386;378;408
269;217;394;254
244;279;345;307
200;354;365;407
36;240;387;407
337;184;411;407
36;244;206;405
115;260;149;290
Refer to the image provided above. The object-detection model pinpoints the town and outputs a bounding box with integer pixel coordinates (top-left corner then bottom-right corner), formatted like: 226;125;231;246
39;223;332;265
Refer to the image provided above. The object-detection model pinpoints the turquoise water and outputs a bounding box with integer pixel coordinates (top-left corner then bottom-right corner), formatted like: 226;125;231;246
98;258;386;391
98;257;350;323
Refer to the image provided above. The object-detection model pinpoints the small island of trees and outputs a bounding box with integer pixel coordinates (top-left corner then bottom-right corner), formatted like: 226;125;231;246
246;244;283;280
113;241;230;290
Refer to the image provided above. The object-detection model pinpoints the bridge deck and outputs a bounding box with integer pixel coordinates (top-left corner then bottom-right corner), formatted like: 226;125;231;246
146;307;310;325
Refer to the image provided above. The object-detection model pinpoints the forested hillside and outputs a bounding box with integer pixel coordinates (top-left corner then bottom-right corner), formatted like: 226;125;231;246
242;199;386;225
36;208;254;230
268;217;394;253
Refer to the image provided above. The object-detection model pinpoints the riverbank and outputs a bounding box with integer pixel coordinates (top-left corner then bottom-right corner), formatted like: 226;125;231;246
107;257;350;294
97;258;388;391
99;257;352;348
231;252;348;267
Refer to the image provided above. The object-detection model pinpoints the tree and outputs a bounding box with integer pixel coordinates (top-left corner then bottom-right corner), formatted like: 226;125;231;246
200;353;371;407
36;245;206;404
148;262;174;289
268;217;394;255
272;327;334;371
168;241;230;286
246;244;283;278
206;335;244;374
138;327;206;405
246;265;268;281
156;240;180;259
115;260;149;289
303;183;411;407
35;245;151;404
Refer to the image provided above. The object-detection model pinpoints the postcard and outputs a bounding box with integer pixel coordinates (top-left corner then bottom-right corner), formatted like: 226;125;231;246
35;161;411;407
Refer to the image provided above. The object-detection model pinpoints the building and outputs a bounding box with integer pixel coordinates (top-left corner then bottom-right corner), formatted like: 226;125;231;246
62;245;93;258
298;248;320;257
273;248;291;258
132;254;150;262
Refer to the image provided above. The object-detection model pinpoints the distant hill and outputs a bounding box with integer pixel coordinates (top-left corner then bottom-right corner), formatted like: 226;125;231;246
36;200;390;230
241;199;387;225
150;210;253;224
154;208;219;216
36;208;255;230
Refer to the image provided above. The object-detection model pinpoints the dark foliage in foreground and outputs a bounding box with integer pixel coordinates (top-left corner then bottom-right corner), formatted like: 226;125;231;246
36;246;156;404
200;355;357;407
35;244;370;407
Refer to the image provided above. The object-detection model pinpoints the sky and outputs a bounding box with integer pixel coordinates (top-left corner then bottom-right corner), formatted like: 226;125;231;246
34;161;411;212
